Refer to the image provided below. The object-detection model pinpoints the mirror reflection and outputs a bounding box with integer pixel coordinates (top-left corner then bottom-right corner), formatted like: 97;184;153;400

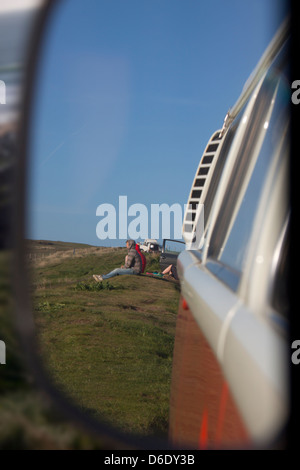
26;0;285;441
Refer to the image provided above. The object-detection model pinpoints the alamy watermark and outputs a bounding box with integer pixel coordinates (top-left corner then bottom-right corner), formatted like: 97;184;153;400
0;340;6;365
291;340;300;365
291;80;300;105
95;196;204;244
96;196;186;241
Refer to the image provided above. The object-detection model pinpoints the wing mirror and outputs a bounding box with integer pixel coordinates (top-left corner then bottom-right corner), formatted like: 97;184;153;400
0;0;293;451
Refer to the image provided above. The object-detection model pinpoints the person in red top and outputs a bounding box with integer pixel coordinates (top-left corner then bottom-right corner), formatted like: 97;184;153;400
136;243;146;273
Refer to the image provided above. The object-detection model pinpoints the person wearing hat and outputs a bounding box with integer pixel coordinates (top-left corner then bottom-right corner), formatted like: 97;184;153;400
93;239;142;282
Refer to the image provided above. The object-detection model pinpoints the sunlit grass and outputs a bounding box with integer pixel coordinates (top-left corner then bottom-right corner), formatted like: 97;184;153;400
28;242;180;437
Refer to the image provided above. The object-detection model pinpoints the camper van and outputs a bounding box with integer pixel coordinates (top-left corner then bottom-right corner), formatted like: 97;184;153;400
169;19;290;449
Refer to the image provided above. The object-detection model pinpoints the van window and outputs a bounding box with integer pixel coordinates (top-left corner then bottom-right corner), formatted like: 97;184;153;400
271;219;290;321
207;50;289;288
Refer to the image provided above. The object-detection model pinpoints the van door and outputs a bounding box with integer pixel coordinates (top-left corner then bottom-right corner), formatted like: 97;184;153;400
159;239;185;271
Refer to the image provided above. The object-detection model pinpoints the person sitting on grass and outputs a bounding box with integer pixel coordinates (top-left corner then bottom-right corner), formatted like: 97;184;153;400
162;264;179;280
93;239;142;282
146;264;179;281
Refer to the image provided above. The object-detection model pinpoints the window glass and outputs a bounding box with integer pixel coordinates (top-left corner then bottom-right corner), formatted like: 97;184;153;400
207;46;289;283
164;239;185;254
219;75;289;272
271;220;290;320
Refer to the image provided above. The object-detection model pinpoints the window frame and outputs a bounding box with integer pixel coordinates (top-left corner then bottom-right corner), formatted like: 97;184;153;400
201;44;289;298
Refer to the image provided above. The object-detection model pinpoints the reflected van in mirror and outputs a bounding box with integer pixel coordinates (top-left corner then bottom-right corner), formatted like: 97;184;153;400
20;0;289;449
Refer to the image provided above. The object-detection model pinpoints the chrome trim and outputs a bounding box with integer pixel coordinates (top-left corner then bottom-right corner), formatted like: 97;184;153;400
223;17;289;131
268;215;289;308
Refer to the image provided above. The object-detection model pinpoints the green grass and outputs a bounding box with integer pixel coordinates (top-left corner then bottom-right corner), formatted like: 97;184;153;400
0;250;108;449
27;241;180;438
0;251;29;394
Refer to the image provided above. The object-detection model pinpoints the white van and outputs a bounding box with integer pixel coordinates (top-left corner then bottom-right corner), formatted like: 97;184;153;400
139;239;161;253
169;18;290;449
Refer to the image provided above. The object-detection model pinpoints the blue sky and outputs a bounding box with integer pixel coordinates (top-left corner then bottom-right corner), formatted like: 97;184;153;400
27;0;288;246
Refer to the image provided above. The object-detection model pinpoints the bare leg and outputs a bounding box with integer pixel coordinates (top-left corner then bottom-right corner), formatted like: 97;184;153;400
162;265;172;275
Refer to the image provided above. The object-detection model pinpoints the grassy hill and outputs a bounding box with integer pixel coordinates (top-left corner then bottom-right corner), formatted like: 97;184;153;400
26;240;180;439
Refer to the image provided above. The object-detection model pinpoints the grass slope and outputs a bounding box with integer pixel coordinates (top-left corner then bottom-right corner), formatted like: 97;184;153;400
28;241;180;438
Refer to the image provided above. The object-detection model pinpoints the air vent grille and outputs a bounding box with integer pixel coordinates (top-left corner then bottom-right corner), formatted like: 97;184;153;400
183;130;224;245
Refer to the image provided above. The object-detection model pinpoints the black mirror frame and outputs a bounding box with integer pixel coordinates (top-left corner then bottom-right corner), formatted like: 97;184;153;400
13;0;178;451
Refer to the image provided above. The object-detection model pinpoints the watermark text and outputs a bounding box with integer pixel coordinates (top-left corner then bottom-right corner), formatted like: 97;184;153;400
291;80;300;105
96;196;187;241
291;340;300;365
